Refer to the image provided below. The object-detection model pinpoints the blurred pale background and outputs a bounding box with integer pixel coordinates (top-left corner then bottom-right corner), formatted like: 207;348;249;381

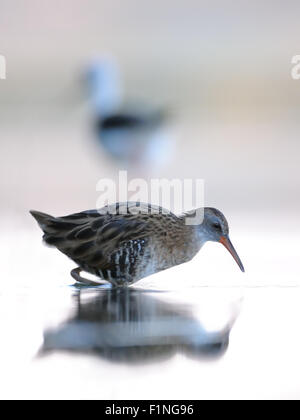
0;0;300;400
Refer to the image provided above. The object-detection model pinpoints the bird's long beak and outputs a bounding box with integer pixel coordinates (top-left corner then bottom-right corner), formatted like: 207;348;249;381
219;236;245;272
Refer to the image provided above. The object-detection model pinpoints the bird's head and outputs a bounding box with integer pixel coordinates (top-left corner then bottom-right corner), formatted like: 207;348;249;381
197;207;245;272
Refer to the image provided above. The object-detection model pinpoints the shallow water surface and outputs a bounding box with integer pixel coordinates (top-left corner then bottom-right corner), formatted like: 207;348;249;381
1;275;300;399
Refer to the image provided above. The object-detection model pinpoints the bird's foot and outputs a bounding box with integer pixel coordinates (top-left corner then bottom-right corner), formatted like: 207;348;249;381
70;267;108;287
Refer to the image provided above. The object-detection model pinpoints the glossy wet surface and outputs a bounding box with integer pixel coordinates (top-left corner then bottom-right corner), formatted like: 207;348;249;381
1;273;300;399
41;287;236;363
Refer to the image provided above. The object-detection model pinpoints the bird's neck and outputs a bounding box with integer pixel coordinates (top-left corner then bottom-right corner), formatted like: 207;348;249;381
172;218;207;265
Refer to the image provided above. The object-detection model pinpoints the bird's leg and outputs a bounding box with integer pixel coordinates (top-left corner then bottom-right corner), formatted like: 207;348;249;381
70;267;105;286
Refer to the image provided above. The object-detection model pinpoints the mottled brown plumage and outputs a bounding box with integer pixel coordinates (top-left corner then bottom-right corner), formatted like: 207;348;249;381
30;202;244;286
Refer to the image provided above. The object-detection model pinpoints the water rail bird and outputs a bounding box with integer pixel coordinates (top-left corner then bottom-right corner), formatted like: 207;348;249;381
30;202;244;287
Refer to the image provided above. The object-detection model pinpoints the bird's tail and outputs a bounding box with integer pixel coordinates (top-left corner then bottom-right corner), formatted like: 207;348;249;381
30;210;71;246
30;210;88;247
30;210;56;234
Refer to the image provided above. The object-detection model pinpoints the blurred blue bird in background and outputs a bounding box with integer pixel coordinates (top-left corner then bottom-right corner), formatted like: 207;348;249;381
84;57;174;167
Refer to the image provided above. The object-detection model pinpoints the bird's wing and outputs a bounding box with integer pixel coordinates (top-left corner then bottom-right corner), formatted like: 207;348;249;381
98;109;166;131
32;202;173;274
47;209;149;270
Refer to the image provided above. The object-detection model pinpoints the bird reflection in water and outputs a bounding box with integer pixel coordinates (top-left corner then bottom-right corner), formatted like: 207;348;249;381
41;288;240;364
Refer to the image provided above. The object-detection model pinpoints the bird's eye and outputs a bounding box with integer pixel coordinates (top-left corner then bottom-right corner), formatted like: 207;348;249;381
212;222;221;230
